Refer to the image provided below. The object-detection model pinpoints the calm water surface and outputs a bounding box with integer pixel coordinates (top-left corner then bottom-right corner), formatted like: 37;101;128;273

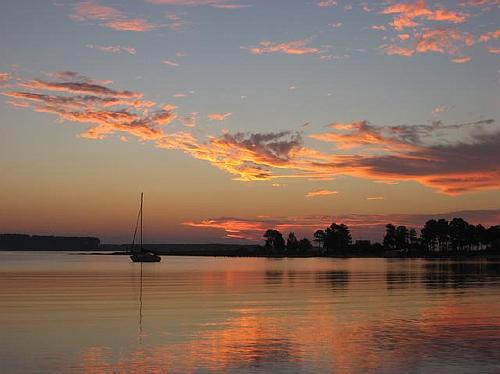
1;252;500;373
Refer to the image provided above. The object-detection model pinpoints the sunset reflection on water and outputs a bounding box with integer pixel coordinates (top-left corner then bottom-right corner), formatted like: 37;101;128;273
1;253;500;373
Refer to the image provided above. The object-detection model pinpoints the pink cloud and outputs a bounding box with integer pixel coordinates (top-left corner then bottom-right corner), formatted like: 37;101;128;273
459;0;500;6
145;0;249;8
0;72;10;83
479;29;500;42
71;1;162;32
451;56;471;63
103;19;161;32
317;0;337;7
163;60;179;67
381;44;415;56
71;1;122;21
244;40;320;55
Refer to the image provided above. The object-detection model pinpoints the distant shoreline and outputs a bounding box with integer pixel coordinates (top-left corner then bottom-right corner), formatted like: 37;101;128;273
2;234;499;259
70;250;500;260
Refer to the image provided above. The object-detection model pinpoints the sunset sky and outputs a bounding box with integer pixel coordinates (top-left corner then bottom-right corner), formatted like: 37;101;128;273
1;0;499;243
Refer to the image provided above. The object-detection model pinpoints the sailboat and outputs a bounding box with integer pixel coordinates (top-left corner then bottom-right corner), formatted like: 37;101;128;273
130;192;161;263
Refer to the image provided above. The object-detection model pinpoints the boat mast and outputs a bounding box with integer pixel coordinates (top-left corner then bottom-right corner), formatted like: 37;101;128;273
140;192;143;250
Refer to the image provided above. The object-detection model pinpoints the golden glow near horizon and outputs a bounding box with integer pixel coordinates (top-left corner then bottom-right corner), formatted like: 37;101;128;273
0;0;499;243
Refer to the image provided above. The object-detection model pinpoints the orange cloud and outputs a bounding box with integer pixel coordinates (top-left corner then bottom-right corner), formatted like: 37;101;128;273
382;28;475;58
415;28;474;54
180;112;198;127
309;121;420;152
183;209;500;241
306;189;338;198
381;44;415;56
4;73;500;195
103;19;161;32
432;105;447;114
381;1;468;31
208;112;232;121
367;196;385;200
19;79;142;98
244;40;320;55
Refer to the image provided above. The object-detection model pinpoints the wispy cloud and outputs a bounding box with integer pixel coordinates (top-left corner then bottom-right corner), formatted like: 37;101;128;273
145;0;250;8
180;112;197;127
432;105;447;114
243;39;321;55
306;189;338;198
71;1;162;32
382;28;475;59
208;112;232;121
459;0;500;7
451;56;471;63
86;44;136;54
183;209;500;241
317;0;337;7
367;196;385;200
0;72;10;83
163;60;179;67
479;29;500;42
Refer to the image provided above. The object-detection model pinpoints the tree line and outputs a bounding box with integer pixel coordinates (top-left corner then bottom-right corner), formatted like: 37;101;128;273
260;217;500;256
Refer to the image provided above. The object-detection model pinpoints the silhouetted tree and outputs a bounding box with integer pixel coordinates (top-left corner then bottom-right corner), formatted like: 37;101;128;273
383;224;397;250
487;225;500;249
436;218;450;252
421;219;439;252
395;226;409;250
449;217;469;251
263;229;285;253
475;224;487;250
313;229;326;249
324;223;351;253
286;232;299;252
298;238;312;252
409;228;419;246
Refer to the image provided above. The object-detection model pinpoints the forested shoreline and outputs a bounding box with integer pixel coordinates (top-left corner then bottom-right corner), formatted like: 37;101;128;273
1;217;499;257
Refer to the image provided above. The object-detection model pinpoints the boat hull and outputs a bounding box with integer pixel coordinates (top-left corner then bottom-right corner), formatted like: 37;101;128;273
130;253;161;262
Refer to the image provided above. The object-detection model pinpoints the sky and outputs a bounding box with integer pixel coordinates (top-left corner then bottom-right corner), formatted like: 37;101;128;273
0;0;499;243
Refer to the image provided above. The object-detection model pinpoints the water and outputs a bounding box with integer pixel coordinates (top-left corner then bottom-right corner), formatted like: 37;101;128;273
1;252;500;373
